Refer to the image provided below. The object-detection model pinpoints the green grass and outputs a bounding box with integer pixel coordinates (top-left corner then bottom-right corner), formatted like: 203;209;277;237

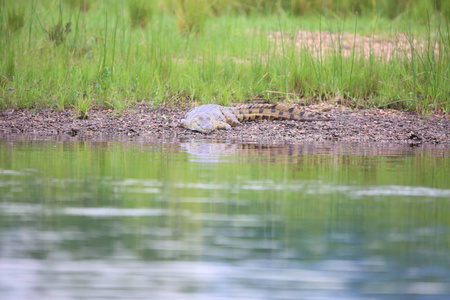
0;0;448;114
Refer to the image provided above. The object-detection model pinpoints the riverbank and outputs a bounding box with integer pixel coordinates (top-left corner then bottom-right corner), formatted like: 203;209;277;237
1;104;448;146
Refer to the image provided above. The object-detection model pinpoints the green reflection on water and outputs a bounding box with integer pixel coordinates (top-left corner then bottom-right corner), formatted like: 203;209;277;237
0;140;449;298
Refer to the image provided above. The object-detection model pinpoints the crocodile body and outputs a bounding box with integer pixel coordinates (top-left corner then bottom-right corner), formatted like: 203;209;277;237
181;103;329;133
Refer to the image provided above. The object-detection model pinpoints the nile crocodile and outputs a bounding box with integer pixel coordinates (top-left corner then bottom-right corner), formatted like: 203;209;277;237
181;103;329;133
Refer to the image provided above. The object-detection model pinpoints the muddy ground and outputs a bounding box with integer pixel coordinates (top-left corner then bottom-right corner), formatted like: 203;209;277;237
0;103;449;147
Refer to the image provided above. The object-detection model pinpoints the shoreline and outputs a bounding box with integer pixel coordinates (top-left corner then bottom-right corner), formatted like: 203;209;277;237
1;104;449;147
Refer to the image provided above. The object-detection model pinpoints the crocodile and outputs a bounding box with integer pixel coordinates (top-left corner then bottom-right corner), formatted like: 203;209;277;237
180;103;329;133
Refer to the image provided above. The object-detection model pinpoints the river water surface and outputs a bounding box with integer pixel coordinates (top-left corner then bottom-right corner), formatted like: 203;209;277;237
0;139;449;299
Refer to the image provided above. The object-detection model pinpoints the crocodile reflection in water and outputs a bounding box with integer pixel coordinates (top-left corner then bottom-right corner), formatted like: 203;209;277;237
180;104;329;133
180;142;329;164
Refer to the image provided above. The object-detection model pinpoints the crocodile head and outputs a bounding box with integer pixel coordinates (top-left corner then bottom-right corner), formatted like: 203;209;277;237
181;115;215;134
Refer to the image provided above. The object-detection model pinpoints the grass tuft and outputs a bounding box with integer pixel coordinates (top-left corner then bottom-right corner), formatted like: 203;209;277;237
74;93;92;120
128;0;154;29
48;21;72;45
173;0;212;34
5;8;25;34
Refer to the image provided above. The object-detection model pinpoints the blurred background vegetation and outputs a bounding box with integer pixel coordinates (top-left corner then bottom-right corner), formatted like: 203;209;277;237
82;0;447;22
2;0;447;36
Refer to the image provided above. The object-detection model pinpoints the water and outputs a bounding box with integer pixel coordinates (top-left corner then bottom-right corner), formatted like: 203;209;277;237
1;139;449;300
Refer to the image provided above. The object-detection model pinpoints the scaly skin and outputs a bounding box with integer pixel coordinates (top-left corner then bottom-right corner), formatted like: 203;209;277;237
180;103;329;133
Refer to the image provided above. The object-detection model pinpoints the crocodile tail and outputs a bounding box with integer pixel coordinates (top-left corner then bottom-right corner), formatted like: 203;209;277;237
232;103;329;122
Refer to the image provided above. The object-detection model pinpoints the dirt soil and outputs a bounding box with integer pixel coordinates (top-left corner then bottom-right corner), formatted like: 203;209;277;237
269;30;441;60
0;103;449;147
